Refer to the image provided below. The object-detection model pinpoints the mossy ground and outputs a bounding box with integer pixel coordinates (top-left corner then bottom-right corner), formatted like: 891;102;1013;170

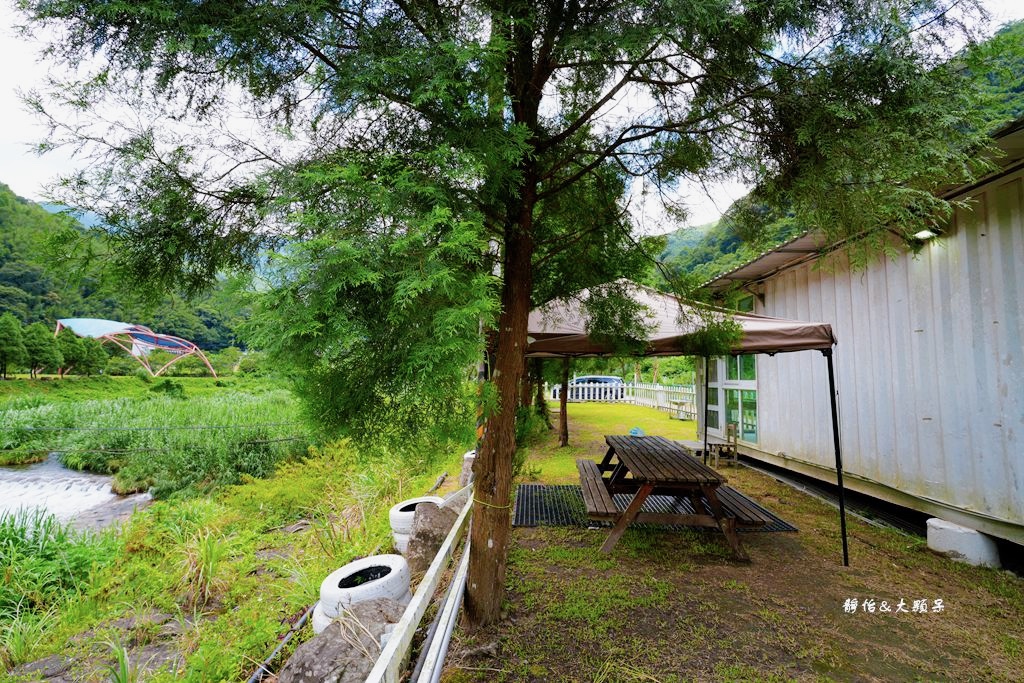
444;403;1024;683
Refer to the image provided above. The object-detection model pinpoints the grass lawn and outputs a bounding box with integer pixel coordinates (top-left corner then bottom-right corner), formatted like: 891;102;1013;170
444;403;1024;682
520;403;698;484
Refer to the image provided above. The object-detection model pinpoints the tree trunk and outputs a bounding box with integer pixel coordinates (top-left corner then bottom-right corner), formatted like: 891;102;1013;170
558;357;570;447
465;219;534;628
533;358;551;429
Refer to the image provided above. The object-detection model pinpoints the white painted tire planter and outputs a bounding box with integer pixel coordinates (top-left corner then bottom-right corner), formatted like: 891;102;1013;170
319;554;412;619
311;601;333;635
393;532;410;554
389;496;444;536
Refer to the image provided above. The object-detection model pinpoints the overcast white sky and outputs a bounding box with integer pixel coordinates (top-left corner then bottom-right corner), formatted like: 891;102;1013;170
1;1;1022;226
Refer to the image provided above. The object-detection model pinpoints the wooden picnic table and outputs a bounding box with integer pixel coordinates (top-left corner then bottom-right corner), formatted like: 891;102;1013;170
577;435;753;560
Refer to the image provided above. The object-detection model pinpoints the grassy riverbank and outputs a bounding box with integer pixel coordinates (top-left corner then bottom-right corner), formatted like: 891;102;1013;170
2;438;462;679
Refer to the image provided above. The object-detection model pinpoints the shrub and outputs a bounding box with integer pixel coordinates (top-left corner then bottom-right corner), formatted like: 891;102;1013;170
149;379;186;399
104;355;138;376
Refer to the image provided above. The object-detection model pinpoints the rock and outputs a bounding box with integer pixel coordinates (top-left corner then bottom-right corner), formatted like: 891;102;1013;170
406;503;459;575
277;598;405;683
9;654;72;679
106;610;174;632
72;492;153;532
133;643;185;676
159;619;190;638
462;641;499;660
283;519;313;534
459;450;476;486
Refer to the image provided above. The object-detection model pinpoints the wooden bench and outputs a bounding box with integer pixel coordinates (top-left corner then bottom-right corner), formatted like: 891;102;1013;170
576;459;618;520
715;486;770;529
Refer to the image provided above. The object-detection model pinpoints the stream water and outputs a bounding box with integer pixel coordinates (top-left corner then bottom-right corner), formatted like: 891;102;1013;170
0;454;151;531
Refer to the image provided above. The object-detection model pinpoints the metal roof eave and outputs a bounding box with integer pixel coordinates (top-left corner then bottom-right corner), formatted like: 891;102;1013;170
703;231;829;294
702;119;1024;294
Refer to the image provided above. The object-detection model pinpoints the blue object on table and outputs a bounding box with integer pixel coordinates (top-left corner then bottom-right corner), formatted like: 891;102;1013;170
629;427;645;436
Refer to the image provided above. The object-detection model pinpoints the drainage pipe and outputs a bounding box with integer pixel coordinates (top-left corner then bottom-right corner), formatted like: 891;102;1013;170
408;557;461;680
419;538;472;683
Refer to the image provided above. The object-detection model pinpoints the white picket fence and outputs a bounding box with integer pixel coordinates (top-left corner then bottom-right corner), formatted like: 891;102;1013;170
549;381;697;419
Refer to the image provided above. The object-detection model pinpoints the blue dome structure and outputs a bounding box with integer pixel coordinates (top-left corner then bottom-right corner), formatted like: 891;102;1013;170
55;318;217;377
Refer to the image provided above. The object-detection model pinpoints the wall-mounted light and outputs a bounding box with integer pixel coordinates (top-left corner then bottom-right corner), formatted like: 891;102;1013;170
913;228;941;241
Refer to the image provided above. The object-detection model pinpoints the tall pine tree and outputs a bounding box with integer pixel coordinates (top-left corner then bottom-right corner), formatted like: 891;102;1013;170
22;0;997;624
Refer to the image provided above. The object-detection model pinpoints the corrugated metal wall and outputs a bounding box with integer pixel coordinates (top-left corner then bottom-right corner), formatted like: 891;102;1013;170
756;169;1024;532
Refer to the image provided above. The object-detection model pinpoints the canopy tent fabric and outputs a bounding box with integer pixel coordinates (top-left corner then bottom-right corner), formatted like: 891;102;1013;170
524;281;849;566
525;282;835;358
56;318;216;377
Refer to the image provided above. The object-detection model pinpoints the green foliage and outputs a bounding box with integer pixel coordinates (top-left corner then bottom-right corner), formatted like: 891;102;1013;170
0;437;454;677
55;327;84;374
661;22;1024;283
245;205;493;456
148;378;186;399
175;529;231;609
0;509;116;622
17;0;997;414
236;351;272;376
18;0;1006;624
1;608;55;669
0;182;249;352
21;321;61;377
0;312;26;379
105;639;141;683
76;337;108;376
660;214;805;286
208;346;242;375
581;281;657;356
104;352;139;376
966;20;1024;130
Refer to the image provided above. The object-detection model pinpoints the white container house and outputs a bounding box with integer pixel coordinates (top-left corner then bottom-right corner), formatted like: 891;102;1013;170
701;120;1024;545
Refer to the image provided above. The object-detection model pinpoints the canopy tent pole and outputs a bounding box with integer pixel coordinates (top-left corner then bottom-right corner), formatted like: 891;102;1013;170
823;348;850;567
702;355;710;465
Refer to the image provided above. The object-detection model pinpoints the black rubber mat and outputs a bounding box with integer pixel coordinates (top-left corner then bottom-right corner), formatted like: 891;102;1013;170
513;484;798;533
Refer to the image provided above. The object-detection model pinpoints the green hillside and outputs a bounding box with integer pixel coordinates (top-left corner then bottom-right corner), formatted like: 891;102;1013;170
0;183;247;350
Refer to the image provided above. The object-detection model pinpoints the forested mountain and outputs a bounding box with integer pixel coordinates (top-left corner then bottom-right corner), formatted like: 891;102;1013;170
660;20;1024;287
0;184;247;350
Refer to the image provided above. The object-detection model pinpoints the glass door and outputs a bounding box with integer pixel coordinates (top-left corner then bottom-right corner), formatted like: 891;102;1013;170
708;356;757;444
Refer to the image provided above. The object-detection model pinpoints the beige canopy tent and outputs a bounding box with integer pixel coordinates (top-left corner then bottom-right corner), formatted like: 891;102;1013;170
526;282;836;356
525;282;850;565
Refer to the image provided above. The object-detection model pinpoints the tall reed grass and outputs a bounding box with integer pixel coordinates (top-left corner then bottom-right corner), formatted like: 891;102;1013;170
0;509;115;623
0;389;307;496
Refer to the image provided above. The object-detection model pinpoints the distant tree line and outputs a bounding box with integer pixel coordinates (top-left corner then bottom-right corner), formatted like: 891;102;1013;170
0;311;266;379
0;313;104;378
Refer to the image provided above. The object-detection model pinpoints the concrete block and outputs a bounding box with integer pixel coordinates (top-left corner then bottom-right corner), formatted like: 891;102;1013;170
926;518;1001;568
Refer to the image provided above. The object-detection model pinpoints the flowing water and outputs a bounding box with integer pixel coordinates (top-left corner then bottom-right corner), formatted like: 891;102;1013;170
0;454;150;530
